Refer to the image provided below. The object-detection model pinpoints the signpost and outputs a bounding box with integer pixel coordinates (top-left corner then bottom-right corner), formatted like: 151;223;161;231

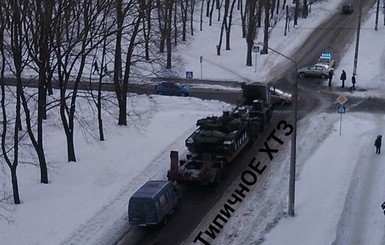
336;95;348;135
253;45;260;72
200;56;203;80
186;71;193;79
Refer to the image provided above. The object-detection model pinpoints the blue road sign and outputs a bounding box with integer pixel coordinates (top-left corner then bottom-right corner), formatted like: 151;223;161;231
337;104;346;114
186;71;193;79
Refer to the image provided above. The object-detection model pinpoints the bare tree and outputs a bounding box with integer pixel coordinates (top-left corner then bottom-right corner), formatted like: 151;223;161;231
245;0;258;66
179;0;189;41
1;0;25;204
114;0;146;125
262;0;271;54
294;0;299;26
165;0;174;69
53;0;112;161
224;0;237;50
19;0;54;184
189;0;196;35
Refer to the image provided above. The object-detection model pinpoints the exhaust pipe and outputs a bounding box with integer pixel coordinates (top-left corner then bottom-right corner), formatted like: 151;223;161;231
170;151;179;172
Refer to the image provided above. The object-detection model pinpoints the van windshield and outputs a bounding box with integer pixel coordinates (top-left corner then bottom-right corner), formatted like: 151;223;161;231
130;200;153;211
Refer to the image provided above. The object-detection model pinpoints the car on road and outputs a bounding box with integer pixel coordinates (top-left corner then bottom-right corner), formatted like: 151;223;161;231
128;180;181;226
155;81;190;96
269;87;293;105
317;52;335;68
298;64;333;79
341;4;353;14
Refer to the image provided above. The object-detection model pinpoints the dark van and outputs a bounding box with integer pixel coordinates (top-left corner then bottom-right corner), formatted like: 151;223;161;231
128;180;181;226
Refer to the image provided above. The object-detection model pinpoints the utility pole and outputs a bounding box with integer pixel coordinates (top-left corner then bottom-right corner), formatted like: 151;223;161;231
353;0;362;75
256;41;298;217
375;0;380;30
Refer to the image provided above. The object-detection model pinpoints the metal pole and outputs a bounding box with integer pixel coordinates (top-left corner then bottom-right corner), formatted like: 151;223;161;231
375;0;380;30
254;52;257;72
339;113;342;135
353;0;362;75
200;56;203;80
288;70;298;217
256;42;297;216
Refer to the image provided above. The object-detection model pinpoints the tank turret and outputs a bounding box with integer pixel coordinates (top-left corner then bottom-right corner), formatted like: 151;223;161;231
185;111;247;156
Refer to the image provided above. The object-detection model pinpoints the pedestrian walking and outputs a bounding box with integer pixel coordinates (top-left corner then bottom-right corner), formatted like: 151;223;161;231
93;60;99;74
375;135;382;154
328;70;333;87
340;70;346;88
350;74;356;90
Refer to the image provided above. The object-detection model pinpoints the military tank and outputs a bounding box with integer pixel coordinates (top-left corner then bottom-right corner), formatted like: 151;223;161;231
185;111;246;157
167;87;273;185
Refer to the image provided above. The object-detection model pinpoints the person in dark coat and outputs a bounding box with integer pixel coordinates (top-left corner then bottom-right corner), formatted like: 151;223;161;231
93;60;99;74
350;74;356;90
382;202;385;215
328;70;333;87
340;70;346;88
375;135;382;154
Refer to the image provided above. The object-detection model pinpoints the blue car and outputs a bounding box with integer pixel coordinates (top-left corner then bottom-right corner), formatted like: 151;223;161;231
128;180;181;226
155;81;190;96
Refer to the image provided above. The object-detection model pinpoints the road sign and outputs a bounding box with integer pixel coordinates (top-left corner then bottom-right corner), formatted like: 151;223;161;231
336;95;348;105
337;104;346;114
186;71;193;79
253;45;260;53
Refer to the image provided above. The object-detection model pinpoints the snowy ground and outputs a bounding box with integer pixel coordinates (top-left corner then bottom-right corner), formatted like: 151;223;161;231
1;1;385;245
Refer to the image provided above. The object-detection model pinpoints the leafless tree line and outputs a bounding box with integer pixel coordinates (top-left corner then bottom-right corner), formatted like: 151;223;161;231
0;0;306;204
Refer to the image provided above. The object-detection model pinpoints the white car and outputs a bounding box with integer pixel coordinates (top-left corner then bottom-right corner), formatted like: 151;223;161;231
317;52;335;68
269;87;293;105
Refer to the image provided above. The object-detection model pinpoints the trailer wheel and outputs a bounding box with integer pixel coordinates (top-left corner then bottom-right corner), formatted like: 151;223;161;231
213;169;223;186
222;163;229;179
163;214;169;225
175;199;181;209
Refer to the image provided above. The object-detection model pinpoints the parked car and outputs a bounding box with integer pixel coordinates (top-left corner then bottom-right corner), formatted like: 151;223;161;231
128;180;181;226
317;52;335;68
269;87;293;105
298;64;333;79
155;81;190;96
341;4;353;14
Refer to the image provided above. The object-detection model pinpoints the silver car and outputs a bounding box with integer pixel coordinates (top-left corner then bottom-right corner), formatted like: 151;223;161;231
298;64;333;79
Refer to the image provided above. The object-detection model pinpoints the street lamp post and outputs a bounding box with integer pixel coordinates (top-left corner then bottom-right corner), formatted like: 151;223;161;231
256;42;298;216
353;0;362;75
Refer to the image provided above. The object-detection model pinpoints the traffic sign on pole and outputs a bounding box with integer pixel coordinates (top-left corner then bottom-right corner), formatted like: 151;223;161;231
337;104;346;114
337;95;348;105
186;71;193;79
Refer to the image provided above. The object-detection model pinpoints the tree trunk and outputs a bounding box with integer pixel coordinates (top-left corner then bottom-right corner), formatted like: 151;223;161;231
262;0;270;54
166;0;173;69
11;166;21;204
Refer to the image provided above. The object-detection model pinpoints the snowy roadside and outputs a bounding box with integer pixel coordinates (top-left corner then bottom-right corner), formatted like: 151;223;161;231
60;125;194;245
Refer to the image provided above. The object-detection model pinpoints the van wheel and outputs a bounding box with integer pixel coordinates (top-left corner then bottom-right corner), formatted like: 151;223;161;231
163;215;169;225
176;199;181;209
222;163;229;179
